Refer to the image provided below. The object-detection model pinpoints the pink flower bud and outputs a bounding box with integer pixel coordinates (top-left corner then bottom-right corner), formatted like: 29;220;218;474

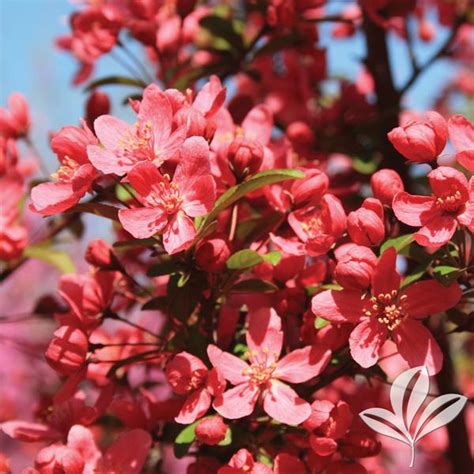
334;244;377;290
86;90;110;127
35;444;85;474
45;326;88;376
347;198;385;246
370;169;404;206
195;416;228;445
195;233;231;273
85;239;114;268
387;111;448;162
286;121;314;148
228;137;264;179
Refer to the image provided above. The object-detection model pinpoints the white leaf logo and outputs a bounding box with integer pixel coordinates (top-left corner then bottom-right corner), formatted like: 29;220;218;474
359;366;467;467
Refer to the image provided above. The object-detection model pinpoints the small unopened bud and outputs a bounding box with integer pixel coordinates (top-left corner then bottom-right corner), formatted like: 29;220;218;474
195;416;228;445
85;239;116;269
228;137;263;179
195;233;231;273
370;169;404;206
86;90;110;128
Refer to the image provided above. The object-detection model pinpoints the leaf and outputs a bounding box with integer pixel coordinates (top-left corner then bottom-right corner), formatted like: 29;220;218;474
166;272;208;320
231;279;277;292
389;366;428;434
227;249;263;270
262;251;281;265
380;234;414;254
401;258;433;288
353;156;379;175
113;238;157;249
67;202;119;221
199;15;244;52
314;317;329;330
254;34;302;57
196;169;303;242
147;260;182;277
359;408;411;445
174;421;198;458
413;394;467;442
433;265;464;286
218;428;232;446
24;244;75;274
85;75;146;91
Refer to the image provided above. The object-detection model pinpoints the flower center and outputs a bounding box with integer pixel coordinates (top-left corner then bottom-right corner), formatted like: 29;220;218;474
364;290;407;331
301;215;323;239
243;349;277;386
435;190;463;213
149;175;183;214
51;156;79;182
118;121;155;164
184;369;207;392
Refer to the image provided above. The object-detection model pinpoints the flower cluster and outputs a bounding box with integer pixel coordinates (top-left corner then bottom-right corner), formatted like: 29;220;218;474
1;0;473;473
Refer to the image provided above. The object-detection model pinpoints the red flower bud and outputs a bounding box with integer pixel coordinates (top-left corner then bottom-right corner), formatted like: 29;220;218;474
334;244;377;290
370;169;404;206
195;233;231;273
35;444;85;474
286;121;314;148
195;416;228;445
388;111;448;162
86;90;110;127
228;137;263;179
45;326;88;376
347;198;385;246
85;239;115;268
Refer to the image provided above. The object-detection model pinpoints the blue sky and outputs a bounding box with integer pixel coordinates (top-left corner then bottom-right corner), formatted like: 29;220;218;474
1;1;454;171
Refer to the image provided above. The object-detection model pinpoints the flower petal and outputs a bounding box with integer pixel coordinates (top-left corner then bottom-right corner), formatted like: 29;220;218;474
93;115;130;150
263;381;311;425
392;192;436;226
30;182;82;216
242;105;273;146
213;383;259;419
118;207;167;239
392;319;443;375
175;388;211;424
246;307;283;364
371;247;401;296
414;215;457;247
403;280;462;318
181;175;216;217
349;319;387;368
207;345;249;385
162;211;196;254
276;346;331;383
126;161;164;198
311;289;365;323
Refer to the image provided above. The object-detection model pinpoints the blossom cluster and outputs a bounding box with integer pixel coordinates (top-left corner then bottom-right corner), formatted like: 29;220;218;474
0;0;473;473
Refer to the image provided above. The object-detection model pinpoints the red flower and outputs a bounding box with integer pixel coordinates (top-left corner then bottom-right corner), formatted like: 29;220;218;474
118;137;216;254
0;92;30;138
271;194;346;257
218;448;272;474
166;351;225;424
448;114;474;172
388;111;448;163
88;84;186;175
334;244;377;290
30;121;99;216
208;308;331;425
393;166;474;247
311;248;462;374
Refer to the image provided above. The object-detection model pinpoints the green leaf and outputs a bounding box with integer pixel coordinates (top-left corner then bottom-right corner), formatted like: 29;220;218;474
353;156;380;175
433;265;464;286
115;183;135;202
218;428;232;446
231;279;277;292
85;75;146;91
24;244;75;274
67;202;119;221
380;234;414;254
254;34;302;57
401;257;434;288
147;260;181;277
262;251;281;265
166;272;208;320
199;15;244;52
195;169;303;243
227;249;263;270
174;421;198;458
314;316;329;330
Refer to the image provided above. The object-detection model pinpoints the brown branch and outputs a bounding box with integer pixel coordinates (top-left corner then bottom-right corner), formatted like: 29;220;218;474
433;320;473;474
